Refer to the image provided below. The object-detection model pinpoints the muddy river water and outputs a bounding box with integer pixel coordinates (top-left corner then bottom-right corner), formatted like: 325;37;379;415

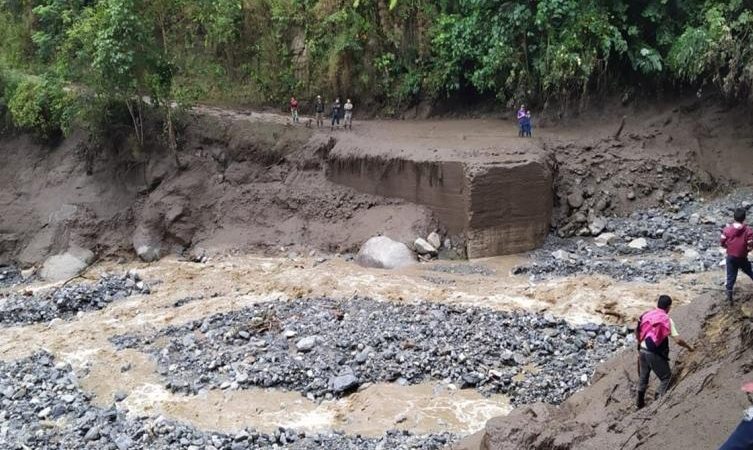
0;254;711;439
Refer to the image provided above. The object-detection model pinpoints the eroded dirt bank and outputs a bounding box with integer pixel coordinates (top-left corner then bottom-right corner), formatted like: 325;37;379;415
462;293;753;450
3;97;752;268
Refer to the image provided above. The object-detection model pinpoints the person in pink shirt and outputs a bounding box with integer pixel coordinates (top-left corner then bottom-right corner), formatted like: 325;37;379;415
721;208;753;303
290;96;299;123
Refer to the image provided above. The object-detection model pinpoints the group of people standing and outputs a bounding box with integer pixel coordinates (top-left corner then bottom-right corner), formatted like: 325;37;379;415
637;207;753;448
517;104;533;137
289;96;354;130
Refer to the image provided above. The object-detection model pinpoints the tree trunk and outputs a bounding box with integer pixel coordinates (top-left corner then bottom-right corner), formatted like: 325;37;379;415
165;106;181;168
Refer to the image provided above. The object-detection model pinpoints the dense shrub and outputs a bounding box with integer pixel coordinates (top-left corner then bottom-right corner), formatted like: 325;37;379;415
1;0;752;122
7;77;74;141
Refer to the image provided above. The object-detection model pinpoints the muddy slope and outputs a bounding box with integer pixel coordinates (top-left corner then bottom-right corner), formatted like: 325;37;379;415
0;111;434;266
466;293;753;450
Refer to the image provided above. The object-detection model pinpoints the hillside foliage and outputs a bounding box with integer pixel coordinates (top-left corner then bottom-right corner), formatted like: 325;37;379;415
1;0;752;139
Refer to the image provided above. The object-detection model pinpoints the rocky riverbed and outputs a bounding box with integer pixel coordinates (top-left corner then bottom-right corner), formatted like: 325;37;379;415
0;265;23;288
0;352;455;450
0;273;149;326
111;297;630;406
515;190;752;282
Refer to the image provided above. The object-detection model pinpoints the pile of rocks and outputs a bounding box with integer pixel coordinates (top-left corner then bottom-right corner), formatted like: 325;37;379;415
0;265;23;288
414;232;464;261
112;297;628;405
0;272;149;326
0;352;454;449
516;191;751;282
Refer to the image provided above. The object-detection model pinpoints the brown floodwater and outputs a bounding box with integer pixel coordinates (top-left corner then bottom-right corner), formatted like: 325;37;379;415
0;254;711;438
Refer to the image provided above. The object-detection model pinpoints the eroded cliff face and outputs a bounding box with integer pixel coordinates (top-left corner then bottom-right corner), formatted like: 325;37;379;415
465;160;553;257
326;137;553;258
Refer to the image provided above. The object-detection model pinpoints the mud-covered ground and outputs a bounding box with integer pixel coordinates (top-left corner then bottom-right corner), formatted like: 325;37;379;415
2;100;752;449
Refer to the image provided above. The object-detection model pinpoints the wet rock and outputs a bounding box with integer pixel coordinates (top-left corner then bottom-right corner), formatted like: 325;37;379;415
355;236;416;270
594;232;618;247
551;250;575;261
588;217;608;236
296;336;319;352
627;238;648;250
567;190;584;209
329;370;359;393
132;223;162;263
682;247;701;260
414;238;437;255
39;246;94;282
427;232;442;250
84;425;101;441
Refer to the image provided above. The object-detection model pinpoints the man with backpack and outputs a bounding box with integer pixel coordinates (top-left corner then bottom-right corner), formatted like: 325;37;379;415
721;207;753;303
636;295;694;409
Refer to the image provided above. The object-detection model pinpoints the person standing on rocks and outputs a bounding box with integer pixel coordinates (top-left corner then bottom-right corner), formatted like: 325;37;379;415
331;98;342;130
290;96;300;123
721;208;753;303
314;95;325;128
635;295;694;409
344;99;354;130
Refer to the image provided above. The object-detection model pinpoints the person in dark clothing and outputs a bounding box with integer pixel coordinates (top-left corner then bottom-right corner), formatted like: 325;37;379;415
331;98;341;130
314;95;325;128
721;208;753;303
522;110;532;137
636;295;694;409
718;382;753;450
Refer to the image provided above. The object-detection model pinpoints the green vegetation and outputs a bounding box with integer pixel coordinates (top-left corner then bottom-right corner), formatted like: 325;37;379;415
0;0;752;140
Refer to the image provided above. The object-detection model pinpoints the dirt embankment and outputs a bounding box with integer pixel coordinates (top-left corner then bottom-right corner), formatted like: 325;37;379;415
1;97;751;267
0;109;435;267
459;294;753;450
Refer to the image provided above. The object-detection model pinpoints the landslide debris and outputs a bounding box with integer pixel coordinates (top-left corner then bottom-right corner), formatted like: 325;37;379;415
0;272;149;326
111;297;629;405
470;294;753;450
515;189;753;282
0;352;454;450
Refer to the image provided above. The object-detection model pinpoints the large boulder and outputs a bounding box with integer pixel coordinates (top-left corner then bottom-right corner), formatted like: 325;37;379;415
40;246;94;282
132;223;162;262
355;236;416;270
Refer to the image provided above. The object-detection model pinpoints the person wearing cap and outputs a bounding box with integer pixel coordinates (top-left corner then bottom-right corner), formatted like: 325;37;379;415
314;95;325;128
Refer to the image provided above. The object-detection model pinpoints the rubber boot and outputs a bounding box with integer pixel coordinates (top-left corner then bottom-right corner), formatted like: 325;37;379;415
727;290;734;303
637;391;646;409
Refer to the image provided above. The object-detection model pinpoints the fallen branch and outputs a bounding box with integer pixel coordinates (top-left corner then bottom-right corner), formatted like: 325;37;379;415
613;116;627;140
